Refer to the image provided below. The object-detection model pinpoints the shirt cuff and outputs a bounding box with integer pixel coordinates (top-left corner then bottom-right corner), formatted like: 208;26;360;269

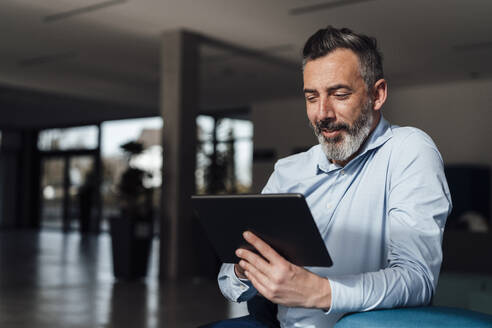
219;263;256;302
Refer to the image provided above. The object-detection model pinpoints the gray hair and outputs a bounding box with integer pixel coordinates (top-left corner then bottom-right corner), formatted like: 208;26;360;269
302;26;384;91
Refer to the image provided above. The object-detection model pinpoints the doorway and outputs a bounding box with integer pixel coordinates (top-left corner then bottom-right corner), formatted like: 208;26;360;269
40;152;97;231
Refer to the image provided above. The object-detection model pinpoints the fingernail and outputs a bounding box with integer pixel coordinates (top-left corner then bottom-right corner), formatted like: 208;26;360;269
243;231;250;238
236;249;242;256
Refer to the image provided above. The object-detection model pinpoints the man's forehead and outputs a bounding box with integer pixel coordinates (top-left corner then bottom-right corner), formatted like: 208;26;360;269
303;49;362;87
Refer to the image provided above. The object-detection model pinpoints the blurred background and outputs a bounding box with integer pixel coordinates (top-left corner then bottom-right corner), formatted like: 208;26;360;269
0;0;491;327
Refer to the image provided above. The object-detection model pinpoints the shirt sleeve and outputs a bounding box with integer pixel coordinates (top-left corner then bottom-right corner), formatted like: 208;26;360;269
217;263;257;302
217;165;281;302
326;130;452;314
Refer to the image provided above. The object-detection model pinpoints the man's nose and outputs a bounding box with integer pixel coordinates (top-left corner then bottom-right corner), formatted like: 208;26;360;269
318;97;336;119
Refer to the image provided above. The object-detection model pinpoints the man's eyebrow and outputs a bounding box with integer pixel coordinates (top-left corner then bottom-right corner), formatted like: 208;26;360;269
303;84;353;94
326;84;352;92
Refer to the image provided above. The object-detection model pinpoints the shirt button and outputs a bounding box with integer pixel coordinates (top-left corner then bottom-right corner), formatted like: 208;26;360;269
240;285;246;290
341;170;345;175
326;202;332;209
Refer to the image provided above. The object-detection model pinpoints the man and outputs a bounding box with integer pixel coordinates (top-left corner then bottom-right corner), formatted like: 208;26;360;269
205;26;452;328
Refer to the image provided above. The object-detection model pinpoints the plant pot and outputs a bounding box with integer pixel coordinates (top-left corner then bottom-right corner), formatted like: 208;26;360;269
109;215;153;280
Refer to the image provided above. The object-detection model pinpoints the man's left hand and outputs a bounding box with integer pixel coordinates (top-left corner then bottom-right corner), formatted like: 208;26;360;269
236;231;332;309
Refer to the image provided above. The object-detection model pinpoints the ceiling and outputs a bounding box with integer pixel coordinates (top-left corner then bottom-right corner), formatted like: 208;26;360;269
1;0;491;127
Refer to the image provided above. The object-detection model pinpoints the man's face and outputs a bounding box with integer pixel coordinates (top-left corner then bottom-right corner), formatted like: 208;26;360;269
303;49;377;162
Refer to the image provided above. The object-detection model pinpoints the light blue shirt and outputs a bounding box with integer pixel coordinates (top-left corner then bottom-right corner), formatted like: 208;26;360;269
218;117;452;328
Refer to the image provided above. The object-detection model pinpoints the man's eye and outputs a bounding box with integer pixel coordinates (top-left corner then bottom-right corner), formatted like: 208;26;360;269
306;96;317;103
334;93;350;99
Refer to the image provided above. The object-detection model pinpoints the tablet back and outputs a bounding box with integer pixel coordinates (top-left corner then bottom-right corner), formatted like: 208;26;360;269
192;193;332;267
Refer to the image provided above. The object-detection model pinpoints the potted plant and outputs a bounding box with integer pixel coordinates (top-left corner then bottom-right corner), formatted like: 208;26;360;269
110;141;154;280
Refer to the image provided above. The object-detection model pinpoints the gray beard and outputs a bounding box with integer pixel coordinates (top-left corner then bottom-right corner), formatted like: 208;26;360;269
314;100;374;162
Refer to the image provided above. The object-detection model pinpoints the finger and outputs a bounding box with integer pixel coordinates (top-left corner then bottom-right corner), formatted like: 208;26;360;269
236;248;271;276
243;231;283;264
239;259;272;287
243;267;272;300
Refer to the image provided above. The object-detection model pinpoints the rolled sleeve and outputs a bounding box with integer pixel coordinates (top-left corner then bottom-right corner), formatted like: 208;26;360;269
218;263;257;302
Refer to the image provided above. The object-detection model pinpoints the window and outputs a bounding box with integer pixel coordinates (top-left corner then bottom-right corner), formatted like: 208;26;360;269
196;115;253;194
38;126;98;151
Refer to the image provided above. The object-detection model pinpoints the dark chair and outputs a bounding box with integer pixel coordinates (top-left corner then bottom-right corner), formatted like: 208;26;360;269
246;300;492;328
334;306;492;328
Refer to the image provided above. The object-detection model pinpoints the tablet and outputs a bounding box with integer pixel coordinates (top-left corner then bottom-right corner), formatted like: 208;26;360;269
191;193;332;267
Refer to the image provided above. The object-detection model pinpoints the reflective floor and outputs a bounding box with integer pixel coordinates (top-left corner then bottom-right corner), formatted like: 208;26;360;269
3;230;490;328
0;230;247;328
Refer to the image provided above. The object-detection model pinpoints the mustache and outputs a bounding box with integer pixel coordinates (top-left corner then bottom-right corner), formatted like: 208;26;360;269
315;119;349;134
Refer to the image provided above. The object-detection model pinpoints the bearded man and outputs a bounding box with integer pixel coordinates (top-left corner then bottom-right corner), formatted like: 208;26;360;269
203;26;452;328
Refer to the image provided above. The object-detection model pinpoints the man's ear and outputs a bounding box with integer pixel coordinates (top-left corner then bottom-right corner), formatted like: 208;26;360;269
372;79;387;111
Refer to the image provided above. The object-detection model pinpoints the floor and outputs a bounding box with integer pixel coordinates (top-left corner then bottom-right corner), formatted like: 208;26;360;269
1;230;491;328
0;230;247;328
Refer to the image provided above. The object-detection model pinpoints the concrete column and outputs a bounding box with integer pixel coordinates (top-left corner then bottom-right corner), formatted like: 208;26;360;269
159;30;200;280
0;129;40;229
19;130;41;229
93;124;102;234
0;131;21;228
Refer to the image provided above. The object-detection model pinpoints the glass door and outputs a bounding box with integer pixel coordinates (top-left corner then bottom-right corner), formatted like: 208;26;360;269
37;125;101;232
68;155;96;233
40;157;65;230
40;155;96;232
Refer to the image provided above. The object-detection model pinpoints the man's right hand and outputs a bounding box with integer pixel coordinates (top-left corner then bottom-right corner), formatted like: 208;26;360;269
234;262;248;279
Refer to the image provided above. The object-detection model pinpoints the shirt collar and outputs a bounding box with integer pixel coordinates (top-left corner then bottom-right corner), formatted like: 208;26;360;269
316;115;392;174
